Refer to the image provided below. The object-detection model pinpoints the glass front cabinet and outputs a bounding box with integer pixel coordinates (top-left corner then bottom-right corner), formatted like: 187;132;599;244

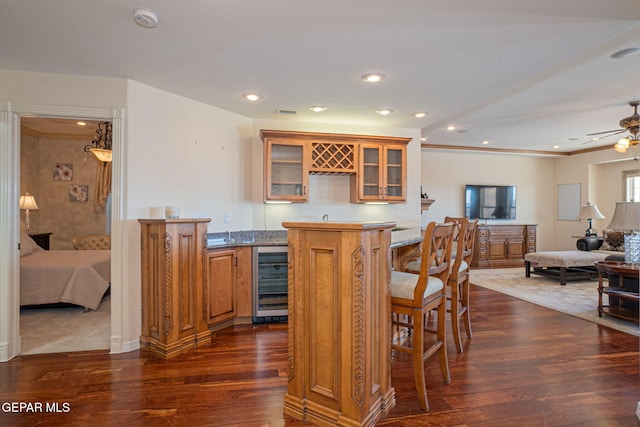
261;129;408;204
262;137;309;203
351;143;407;203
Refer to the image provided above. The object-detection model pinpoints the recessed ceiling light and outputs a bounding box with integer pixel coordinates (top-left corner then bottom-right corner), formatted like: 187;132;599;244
481;140;489;145
420;137;427;142
133;8;159;28
242;93;263;102
76;121;86;126
412;112;427;118
446;125;456;131
309;106;327;113
376;109;393;116
610;47;640;59
362;73;386;83
590;137;600;141
552;145;560;149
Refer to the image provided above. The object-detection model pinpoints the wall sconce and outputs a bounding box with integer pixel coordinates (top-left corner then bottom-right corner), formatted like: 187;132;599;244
607;201;640;264
84;121;113;162
576;201;605;237
20;193;39;234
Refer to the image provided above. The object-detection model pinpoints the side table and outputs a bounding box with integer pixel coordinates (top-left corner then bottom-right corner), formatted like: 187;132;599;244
594;261;640;323
28;232;52;250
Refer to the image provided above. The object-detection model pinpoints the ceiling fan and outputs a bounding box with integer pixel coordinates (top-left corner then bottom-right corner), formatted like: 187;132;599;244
584;101;639;152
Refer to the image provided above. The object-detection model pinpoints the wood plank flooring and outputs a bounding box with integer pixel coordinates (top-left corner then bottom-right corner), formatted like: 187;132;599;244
1;284;638;426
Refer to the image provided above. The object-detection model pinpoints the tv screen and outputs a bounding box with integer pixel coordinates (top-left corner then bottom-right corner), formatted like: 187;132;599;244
465;185;516;220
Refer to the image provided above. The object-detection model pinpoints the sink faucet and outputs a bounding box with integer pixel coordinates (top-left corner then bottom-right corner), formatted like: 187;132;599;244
322;214;329;222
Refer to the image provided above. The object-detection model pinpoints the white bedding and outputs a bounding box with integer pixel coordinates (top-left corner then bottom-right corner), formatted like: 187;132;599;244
20;234;110;310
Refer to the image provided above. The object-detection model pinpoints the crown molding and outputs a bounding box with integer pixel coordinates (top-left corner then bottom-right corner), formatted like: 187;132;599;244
421;143;613;156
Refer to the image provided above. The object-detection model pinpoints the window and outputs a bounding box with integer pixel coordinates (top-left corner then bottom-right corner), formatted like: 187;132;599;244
623;169;640;202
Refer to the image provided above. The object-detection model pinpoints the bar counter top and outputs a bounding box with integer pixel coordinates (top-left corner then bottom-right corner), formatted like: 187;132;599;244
207;226;424;250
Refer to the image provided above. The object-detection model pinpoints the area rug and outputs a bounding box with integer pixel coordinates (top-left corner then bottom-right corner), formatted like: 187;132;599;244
470;268;639;337
19;294;110;355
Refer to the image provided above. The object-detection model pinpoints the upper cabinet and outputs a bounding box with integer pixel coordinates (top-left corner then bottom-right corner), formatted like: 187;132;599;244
262;135;309;203
351;143;407;203
261;130;409;204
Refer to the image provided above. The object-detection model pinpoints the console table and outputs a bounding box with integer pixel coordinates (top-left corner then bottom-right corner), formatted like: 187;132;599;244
595;261;640;323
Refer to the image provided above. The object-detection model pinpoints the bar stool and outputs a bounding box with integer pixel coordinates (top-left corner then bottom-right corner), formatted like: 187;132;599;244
390;221;455;411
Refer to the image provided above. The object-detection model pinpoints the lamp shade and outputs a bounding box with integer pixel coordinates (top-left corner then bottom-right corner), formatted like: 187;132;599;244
19;193;39;210
606;201;640;231
576;202;605;220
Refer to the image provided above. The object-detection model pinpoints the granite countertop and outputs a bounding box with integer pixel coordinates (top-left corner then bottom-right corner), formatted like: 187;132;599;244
390;227;424;249
207;230;287;249
208;227;423;250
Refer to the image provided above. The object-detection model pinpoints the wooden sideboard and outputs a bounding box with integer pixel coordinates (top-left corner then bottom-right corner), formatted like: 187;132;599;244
139;218;211;358
472;224;537;268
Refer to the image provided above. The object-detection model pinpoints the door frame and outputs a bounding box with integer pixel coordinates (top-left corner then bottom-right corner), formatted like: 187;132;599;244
0;101;125;361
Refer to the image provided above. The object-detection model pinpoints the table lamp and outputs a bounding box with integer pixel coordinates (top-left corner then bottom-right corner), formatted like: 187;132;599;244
607;201;640;264
576;201;605;237
19;193;39;234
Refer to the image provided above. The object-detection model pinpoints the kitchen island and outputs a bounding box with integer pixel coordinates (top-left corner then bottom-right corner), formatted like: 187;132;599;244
282;221;397;427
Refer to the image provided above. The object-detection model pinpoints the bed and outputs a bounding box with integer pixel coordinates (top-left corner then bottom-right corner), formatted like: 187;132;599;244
20;233;110;310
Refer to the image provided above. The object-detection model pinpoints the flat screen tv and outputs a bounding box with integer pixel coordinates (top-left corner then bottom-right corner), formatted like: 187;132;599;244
465;185;516;220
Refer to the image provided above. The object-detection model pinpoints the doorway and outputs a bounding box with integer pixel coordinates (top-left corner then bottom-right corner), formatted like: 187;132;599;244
19;117;111;354
0;104;124;362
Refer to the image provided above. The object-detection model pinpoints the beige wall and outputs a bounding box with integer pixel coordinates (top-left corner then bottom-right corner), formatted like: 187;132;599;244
420;150;557;251
20;128;107;249
554;149;640;249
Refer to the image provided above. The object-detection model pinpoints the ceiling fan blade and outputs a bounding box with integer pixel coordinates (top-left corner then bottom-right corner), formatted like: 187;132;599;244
581;129;628;145
586;128;625;136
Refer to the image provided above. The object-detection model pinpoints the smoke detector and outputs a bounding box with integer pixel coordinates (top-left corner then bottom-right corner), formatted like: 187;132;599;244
133;8;159;28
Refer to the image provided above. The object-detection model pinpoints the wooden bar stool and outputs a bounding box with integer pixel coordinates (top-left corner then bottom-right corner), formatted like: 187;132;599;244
444;216;478;353
390;221;455;411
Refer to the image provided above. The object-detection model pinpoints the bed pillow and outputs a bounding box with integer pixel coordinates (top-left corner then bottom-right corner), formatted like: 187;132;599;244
601;230;625;252
20;232;43;256
20;232;34;256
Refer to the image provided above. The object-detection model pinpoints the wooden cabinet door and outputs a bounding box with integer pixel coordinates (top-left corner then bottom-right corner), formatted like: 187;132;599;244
352;143;406;203
234;247;253;318
506;239;525;260
487;239;507;261
264;139;309;202
383;144;406;202
356;143;383;202
207;249;237;325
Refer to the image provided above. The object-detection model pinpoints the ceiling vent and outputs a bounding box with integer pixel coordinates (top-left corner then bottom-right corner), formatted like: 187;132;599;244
276;109;297;115
133;8;159;28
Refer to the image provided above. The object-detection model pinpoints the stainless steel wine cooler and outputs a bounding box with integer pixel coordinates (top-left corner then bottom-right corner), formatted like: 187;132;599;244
252;246;288;323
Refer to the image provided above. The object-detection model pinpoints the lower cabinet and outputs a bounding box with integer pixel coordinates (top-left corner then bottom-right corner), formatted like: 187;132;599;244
472;224;537;268
139;218;211;359
206;246;252;328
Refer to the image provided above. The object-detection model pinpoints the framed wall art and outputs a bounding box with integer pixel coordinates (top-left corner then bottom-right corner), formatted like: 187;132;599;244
69;184;88;202
53;163;73;181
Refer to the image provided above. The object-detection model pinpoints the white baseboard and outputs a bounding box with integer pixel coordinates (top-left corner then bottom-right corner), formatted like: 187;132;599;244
110;335;139;354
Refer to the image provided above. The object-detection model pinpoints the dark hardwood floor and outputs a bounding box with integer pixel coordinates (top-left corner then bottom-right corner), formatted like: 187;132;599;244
1;284;638;426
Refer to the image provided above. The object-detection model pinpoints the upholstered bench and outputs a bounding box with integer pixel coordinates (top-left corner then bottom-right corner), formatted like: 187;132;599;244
524;251;609;285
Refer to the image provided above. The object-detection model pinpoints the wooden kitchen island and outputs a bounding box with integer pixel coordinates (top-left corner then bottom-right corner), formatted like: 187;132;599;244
282;221;396;427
